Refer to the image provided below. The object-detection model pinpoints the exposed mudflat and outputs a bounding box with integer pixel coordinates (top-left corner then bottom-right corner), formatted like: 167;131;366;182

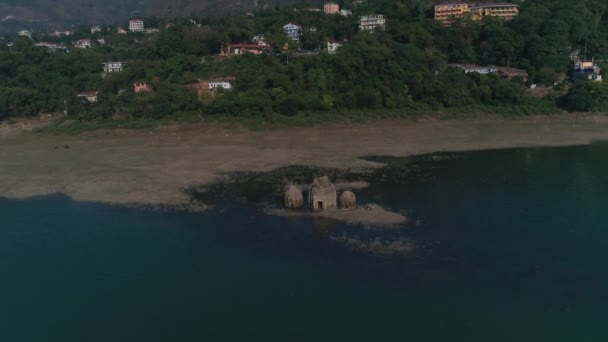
2;114;608;205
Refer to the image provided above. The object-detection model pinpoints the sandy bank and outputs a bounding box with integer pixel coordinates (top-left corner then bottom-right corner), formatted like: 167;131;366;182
0;115;51;139
266;205;407;226
2;114;608;205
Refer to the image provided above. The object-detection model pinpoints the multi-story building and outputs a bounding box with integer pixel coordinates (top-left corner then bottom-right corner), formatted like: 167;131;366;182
129;19;144;32
102;62;127;73
434;1;519;25
324;2;340;14
359;15;386;32
283;22;302;41
469;3;519;21
434;1;470;25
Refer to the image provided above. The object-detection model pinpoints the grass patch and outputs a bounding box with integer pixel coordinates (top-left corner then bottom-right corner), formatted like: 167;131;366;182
38;117;162;135
437;98;564;119
38;111;203;135
37;102;571;135
204;106;429;130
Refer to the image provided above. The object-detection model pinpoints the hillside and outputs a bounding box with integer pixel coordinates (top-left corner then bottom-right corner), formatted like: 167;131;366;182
1;0;606;122
147;0;310;18
0;0;310;30
0;0;143;31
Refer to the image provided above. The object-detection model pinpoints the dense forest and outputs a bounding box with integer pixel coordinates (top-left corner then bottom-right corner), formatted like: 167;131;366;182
0;0;607;122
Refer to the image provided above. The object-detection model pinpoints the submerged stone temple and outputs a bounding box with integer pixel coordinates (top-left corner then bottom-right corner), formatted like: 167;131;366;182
284;185;304;209
339;191;356;210
308;176;337;211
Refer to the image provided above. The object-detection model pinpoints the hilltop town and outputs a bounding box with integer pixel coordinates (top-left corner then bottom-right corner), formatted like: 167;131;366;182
0;0;607;124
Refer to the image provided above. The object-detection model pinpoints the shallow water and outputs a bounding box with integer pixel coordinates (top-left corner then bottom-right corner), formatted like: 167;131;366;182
1;144;608;341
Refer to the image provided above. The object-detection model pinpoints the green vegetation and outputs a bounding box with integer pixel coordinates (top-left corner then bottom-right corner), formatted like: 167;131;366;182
1;0;607;126
0;0;297;29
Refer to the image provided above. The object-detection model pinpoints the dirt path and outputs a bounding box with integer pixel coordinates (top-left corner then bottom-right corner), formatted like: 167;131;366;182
2;114;608;205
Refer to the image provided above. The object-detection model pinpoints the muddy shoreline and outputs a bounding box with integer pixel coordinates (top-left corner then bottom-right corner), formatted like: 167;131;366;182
2;114;608;206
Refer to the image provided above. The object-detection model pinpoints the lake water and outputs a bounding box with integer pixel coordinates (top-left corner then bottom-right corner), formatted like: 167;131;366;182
1;144;607;341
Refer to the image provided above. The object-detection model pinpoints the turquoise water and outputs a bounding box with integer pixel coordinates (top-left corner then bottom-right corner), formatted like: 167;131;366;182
1;144;608;341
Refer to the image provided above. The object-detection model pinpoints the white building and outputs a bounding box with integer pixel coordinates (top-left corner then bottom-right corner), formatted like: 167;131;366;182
359;15;386;32
252;34;268;46
283;22;302;41
102;62;127;73
90;25;102;34
129;19;144;32
339;9;353;16
208;81;233;90
18;30;32;39
327;41;342;54
34;42;68;52
74;39;93;49
77;91;100;103
50;31;72;37
449;64;499;75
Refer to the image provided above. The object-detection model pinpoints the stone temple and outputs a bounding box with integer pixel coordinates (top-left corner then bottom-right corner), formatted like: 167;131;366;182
308;176;337;211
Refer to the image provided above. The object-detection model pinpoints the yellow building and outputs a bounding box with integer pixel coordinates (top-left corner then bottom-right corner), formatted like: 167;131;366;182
434;1;519;25
434;2;470;25
469;3;520;21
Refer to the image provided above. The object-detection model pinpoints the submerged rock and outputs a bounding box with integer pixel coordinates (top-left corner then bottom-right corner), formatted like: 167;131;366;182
330;234;415;257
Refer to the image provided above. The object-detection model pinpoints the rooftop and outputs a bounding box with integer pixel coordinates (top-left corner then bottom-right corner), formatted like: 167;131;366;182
77;91;100;96
470;3;519;8
209;76;236;82
436;1;518;7
226;43;268;48
436;1;465;5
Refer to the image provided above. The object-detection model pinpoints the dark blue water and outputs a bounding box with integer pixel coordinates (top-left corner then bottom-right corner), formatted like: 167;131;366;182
1;144;608;341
